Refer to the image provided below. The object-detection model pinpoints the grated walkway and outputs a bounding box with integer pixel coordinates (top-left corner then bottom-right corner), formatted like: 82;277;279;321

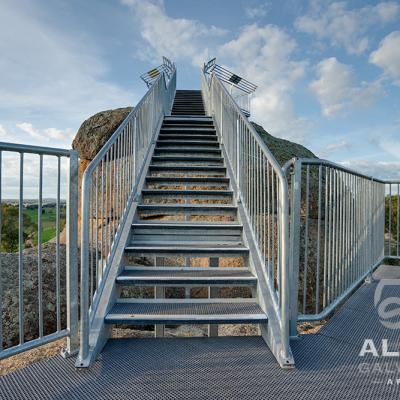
1;265;400;399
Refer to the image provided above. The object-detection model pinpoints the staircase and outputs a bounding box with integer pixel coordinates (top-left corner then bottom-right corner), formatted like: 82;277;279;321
104;90;267;334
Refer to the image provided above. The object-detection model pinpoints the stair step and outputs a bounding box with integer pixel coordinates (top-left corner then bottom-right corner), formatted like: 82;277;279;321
149;165;225;172
171;110;205;117
137;204;237;216
156;141;219;147
116;267;256;286
151;156;223;163
163;117;212;123
158;135;217;141
161;125;214;130
141;189;233;199
125;243;248;257
131;222;242;241
105;300;266;325
154;148;221;155
145;176;229;187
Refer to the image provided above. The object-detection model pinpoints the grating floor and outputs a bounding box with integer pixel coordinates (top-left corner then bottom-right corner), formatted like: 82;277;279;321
2;265;400;399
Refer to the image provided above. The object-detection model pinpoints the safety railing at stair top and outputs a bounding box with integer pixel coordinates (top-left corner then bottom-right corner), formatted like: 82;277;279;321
201;70;291;363
79;61;176;364
284;158;400;333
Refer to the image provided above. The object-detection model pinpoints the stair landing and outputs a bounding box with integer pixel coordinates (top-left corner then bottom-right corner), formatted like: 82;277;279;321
2;264;399;399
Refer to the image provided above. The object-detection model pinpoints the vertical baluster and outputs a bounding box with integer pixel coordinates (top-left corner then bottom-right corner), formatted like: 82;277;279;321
302;165;310;314
0;152;2;349
95;167;99;288
18;153;24;344
316;165;322;313
38;155;43;338
323;167;328;309
397;183;399;257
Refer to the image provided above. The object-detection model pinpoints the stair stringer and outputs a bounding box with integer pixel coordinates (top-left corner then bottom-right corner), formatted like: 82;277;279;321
215;120;295;369
75;119;162;368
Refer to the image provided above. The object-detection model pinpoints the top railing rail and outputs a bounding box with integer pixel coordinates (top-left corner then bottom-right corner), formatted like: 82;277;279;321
78;60;176;365
201;70;291;364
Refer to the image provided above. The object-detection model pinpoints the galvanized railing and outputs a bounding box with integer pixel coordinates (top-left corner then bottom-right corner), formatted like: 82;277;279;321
79;63;176;363
385;182;400;258
0;142;78;359
285;158;399;332
201;70;291;363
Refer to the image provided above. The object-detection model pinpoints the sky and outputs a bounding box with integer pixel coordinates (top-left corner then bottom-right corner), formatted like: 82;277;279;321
0;0;400;197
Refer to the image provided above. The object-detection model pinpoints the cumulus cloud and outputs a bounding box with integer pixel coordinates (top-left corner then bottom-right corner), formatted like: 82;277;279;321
340;159;400;180
122;0;226;66
0;1;135;125
310;57;383;117
16;123;74;147
370;31;400;86
0;125;8;138
219;24;308;142
295;1;400;55
245;3;269;19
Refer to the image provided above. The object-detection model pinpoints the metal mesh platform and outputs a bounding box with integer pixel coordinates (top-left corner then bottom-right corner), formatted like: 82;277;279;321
2;265;400;399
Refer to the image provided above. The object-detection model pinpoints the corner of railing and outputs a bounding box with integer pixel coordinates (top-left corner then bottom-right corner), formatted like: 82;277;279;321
62;149;79;358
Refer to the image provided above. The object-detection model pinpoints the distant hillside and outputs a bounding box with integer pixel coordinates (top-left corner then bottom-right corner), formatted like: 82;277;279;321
251;122;317;166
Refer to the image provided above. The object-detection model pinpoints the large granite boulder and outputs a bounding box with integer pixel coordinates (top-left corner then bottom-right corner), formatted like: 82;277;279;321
72;107;133;160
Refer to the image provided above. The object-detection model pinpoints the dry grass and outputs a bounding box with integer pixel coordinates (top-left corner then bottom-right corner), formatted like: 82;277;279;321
0;338;66;376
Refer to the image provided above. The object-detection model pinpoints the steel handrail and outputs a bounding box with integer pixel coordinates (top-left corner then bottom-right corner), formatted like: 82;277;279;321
79;64;176;364
201;70;291;363
285;156;395;329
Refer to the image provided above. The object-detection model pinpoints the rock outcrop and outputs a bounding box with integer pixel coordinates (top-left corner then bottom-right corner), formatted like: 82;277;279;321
251;122;317;165
72;107;133;160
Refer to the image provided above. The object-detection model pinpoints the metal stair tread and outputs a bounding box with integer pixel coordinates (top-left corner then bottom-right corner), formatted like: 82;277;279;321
127;242;247;248
132;222;242;228
116;267;256;285
105;300;267;324
151;156;223;162
141;189;233;196
137;204;237;210
148;165;225;171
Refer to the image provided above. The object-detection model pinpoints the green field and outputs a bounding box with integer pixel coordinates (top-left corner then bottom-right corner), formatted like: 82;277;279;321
0;204;66;252
23;206;66;246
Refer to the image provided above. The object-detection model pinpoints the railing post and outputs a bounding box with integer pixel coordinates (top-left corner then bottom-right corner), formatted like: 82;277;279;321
77;171;90;367
62;150;79;358
289;160;301;338
236;117;240;201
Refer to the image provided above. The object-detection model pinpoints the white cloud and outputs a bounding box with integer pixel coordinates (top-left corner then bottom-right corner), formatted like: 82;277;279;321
372;136;400;161
16;123;42;140
327;140;349;152
16;123;74;146
340;159;400;180
0;125;8;138
310;57;383;117
245;3;269;19
295;1;400;55
122;0;226;66
370;31;400;86
0;1;135;125
218;24;308;142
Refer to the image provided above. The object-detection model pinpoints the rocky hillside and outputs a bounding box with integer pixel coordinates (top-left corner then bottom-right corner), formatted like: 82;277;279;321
251;122;317;166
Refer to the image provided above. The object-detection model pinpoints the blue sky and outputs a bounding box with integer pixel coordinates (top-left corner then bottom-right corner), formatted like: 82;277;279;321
1;0;400;183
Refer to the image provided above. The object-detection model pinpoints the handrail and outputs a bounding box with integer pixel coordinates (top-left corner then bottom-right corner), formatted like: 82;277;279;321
0;143;78;359
285;157;396;330
201;70;291;364
79;62;176;364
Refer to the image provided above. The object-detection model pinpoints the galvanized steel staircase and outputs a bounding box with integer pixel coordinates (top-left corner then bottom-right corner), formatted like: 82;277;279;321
105;90;267;331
